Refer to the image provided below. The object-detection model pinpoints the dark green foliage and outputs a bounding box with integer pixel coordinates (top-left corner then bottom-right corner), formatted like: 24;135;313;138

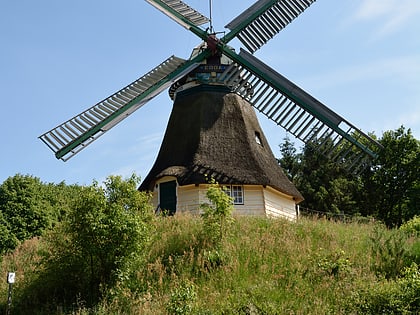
369;226;411;279
278;126;419;226
67;174;153;286
0;174;54;253
301;145;359;215
277;136;300;182
0;211;18;255
0;174;83;254
0;174;51;240
279;137;362;216
362;126;420;226
3;174;154;312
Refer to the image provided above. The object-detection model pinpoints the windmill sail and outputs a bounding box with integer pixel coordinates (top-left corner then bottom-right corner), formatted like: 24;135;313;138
39;0;382;173
224;0;316;53
220;49;382;174
145;0;209;38
39;55;200;161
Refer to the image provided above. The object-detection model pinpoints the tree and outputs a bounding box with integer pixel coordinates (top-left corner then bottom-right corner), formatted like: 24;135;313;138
301;142;361;214
44;174;154;304
0;211;18;255
0;175;82;254
278;135;301;182
362;126;420;226
0;174;54;243
278;136;362;215
277;126;419;226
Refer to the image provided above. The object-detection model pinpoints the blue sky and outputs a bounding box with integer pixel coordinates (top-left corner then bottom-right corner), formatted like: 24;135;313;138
1;0;419;185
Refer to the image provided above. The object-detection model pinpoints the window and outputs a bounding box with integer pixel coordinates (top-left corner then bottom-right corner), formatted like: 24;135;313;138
231;185;244;204
255;131;263;146
223;185;244;205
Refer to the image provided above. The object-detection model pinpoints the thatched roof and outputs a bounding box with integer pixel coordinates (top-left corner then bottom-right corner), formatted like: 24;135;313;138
139;84;303;203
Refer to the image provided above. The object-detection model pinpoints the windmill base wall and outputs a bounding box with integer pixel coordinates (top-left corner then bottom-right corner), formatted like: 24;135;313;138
151;177;297;220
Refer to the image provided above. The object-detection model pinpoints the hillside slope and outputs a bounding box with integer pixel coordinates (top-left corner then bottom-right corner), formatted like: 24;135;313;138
1;215;419;314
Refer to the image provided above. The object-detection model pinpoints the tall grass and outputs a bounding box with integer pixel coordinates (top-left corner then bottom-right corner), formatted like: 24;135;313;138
1;215;419;314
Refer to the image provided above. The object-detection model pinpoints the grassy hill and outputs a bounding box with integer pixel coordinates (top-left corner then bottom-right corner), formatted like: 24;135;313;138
1;214;419;314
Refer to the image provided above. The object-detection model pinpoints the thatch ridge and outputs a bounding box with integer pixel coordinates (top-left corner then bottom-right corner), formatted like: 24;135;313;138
139;84;303;202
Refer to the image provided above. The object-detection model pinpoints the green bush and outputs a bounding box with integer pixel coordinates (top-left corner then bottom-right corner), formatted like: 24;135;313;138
401;216;420;236
166;281;197;315
316;249;352;278
7;174;154;312
200;178;234;248
369;225;410;278
354;263;420;314
407;241;420;265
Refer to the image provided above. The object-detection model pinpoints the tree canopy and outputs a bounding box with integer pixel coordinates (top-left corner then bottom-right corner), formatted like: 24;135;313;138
278;126;419;226
0;174;86;254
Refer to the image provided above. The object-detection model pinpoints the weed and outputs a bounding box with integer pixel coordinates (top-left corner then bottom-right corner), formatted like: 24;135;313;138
166;280;197;315
369;225;410;278
2;215;419;314
316;249;352;278
353;263;420;314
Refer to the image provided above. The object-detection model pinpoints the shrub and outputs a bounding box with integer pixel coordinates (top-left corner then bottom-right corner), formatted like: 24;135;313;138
67;174;153;286
354;263;420;314
407;241;420;266
401;216;420;236
200;178;234;248
369;225;409;279
316;249;352;278
166;281;197;315
10;174;154;311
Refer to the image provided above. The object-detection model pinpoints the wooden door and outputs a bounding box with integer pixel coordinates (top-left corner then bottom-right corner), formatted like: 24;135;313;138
159;180;177;215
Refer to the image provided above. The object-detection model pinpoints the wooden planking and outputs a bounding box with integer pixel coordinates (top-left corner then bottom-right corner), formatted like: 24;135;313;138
150;181;297;219
263;186;296;220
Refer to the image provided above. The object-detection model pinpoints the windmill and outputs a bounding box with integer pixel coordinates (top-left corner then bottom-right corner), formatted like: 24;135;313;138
39;0;382;217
